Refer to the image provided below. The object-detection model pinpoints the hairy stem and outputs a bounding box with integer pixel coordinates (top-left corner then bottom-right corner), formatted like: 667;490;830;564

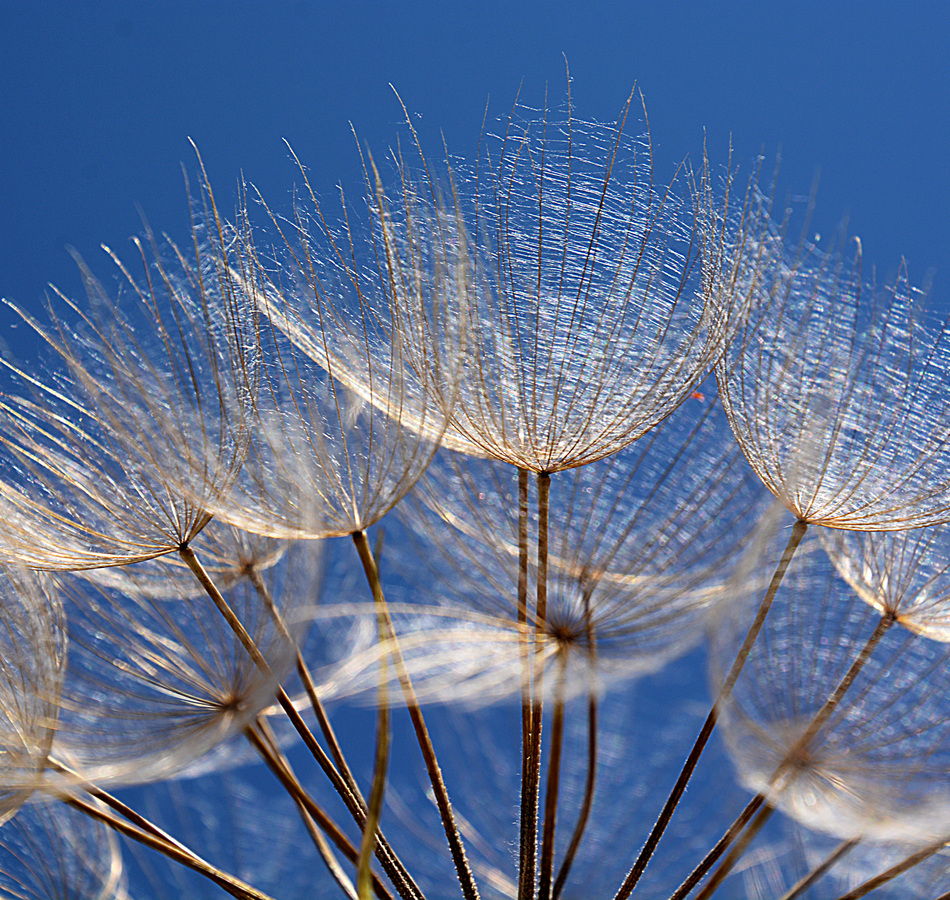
538;649;568;900
693;803;774;900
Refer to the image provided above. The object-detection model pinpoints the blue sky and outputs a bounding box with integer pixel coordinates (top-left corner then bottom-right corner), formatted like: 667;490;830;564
2;3;950;895
2;2;949;332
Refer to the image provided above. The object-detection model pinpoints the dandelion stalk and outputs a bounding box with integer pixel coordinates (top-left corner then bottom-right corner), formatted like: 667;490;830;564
691;803;774;900
180;541;422;900
66;794;276;900
778;840;858;900
551;627;598;900
538;648;568;900
614;517;808;899
244;722;393;900
359;597;392;900
352;528;480;900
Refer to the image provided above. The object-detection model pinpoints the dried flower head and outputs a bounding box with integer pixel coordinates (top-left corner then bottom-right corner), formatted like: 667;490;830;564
0;158;256;569
717;231;950;530
379;389;769;703
211;148;470;538
432;90;745;473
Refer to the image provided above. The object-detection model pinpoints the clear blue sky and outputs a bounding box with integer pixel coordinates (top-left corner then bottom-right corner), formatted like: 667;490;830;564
2;1;948;331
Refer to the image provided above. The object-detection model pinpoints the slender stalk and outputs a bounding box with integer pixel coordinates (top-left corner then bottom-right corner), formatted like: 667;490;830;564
552;593;599;900
668;581;891;900
359;601;392;900
352;529;481;900
538;649;568;900
667;795;767;900
613;518;808;900
66;795;275;900
517;466;533;900
552;690;598;900
788;610;894;752
247;566;360;790
692;803;774;900
181;543;421;900
521;471;552;900
245;723;395;900
778;839;857;900
834;837;949;900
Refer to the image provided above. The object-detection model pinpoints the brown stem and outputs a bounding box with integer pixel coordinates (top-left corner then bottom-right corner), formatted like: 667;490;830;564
521;471;551;900
693;803;774;900
552;690;598;900
359;599;392;900
613;518;808;900
352;529;480;900
247;566;359;791
667;795;767;900
66;795;275;900
538;649;567;900
245;723;394;900
517;466;533;900
834;837;948;900
670;592;894;900
181;543;420;900
779;839;857;900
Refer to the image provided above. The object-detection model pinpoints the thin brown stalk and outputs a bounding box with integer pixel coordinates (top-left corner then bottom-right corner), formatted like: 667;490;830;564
667;795;767;900
613;518;808;900
521;471;552;900
247;567;362;805
352;529;480;900
552;690;598;900
518;466;533;900
668;606;893;900
692;803;774;900
834;837;949;900
538;650;568;900
359;603;392;900
778;839;858;900
66;794;275;900
245;723;394;900
181;542;421;900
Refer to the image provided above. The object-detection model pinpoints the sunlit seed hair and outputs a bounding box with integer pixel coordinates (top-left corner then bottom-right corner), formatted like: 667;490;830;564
49;534;320;785
210;144;471;539
0;799;128;900
822;524;950;641
0;156;257;569
712;543;950;845
383;388;770;703
717;227;950;530
432;88;746;473
0;565;65;824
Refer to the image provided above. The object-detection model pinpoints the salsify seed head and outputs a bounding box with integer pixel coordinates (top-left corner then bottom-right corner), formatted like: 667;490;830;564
207;146;471;538
434;90;748;472
717;227;950;530
0;158;258;569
